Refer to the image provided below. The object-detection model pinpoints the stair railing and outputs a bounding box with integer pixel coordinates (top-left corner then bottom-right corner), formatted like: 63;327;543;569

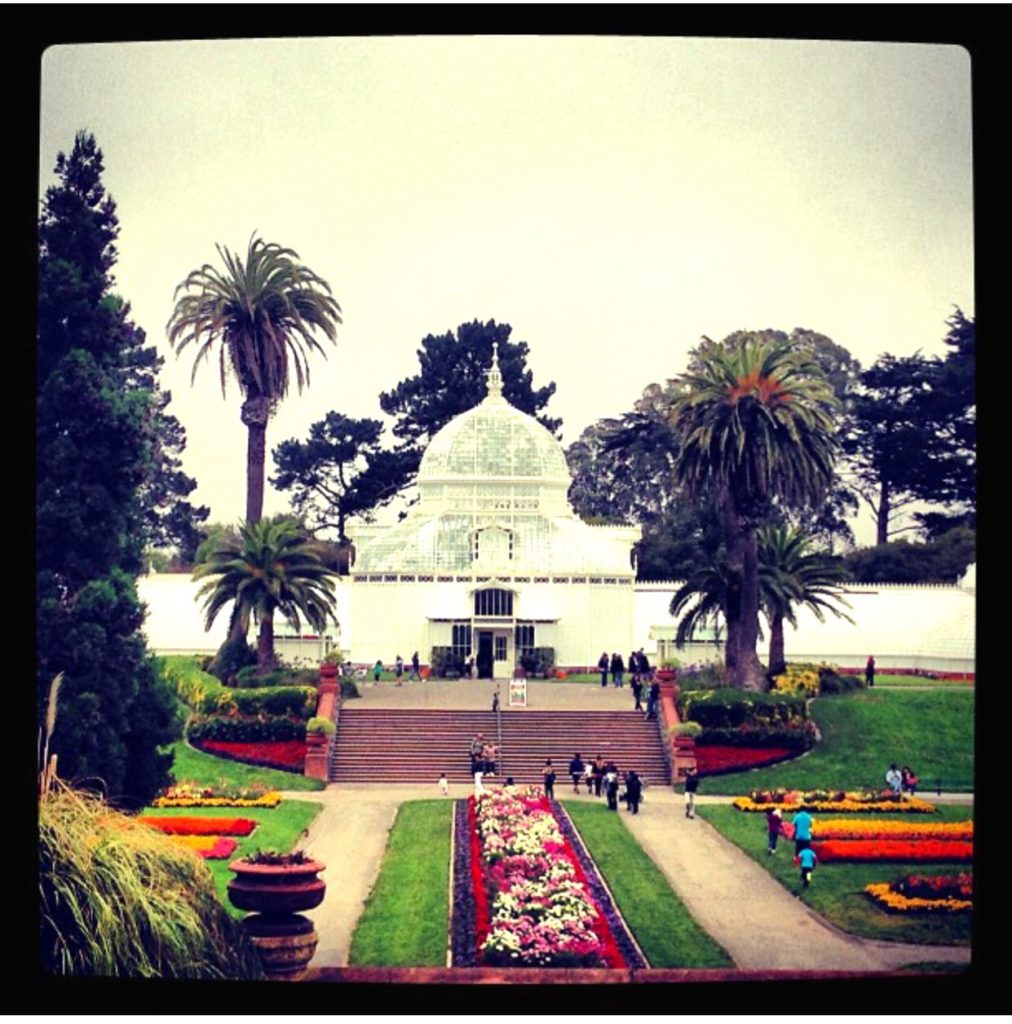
495;683;504;778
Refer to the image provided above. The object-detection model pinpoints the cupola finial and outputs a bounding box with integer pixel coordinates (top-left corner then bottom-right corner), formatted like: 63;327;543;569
485;341;504;401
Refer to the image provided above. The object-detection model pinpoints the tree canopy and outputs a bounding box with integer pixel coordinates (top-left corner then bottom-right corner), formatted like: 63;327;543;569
37;132;179;805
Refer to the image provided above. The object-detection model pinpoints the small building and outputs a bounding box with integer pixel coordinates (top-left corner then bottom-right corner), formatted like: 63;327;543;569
345;346;641;677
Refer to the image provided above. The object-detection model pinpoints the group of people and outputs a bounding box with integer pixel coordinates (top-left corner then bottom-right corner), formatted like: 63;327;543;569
885;762;919;797
469;732;499;776
597;649;652;689
372;652;423;683
556;753;645;813
764;805;818;889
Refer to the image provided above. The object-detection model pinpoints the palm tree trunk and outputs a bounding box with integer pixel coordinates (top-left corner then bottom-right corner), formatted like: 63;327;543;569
736;521;767;691
768;613;786;679
242;397;271;525
721;495;742;677
257;613;276;673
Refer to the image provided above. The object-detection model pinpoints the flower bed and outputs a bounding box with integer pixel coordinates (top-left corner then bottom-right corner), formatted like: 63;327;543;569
169;835;239;860
811;819;972;841
468;788;626;967
194;739;307;773
694;745;795;776
152;783;282;809
813;839;973;863
734;789;937;814
865;873;972;913
137;816;258;836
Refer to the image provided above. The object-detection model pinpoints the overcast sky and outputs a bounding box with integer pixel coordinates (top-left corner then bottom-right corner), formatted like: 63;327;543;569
39;37;973;545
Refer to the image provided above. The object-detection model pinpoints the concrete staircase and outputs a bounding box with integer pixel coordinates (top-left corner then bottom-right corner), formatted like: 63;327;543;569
329;708;670;787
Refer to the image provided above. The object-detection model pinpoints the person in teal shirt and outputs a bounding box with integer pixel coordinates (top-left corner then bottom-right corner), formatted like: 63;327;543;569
792;808;813;856
798;846;817;888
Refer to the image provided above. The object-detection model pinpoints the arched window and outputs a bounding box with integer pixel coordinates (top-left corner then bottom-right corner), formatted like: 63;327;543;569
474;588;514;617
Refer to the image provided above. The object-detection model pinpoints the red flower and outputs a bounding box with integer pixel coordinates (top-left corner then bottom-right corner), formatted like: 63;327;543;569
813;839;973;863
138;816;257;836
694;746;794;776
197;740;307;771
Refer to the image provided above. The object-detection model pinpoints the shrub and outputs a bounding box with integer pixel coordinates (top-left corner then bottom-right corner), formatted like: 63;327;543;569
677;688;809;729
230;686;317;718
818;665;865;695
676;664;729;691
40;784;262;978
187;714;306;743
306;716;336;736
431;646;464;677
772;663;820;696
672;721;703;738
520;647;556;677
694;721;818;751
340;678;361;700
211;635;257;682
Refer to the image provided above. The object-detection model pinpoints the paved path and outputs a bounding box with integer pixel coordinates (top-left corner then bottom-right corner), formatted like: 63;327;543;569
283;783;971;972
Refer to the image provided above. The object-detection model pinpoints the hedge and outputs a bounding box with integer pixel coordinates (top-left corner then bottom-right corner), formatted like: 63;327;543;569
676;688;809;728
186;714;306;743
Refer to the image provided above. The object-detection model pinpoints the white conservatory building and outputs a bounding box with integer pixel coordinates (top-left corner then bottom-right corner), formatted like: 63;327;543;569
344;347;641;678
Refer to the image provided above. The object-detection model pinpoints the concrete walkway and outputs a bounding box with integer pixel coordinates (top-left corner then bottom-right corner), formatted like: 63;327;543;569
282;783;971;972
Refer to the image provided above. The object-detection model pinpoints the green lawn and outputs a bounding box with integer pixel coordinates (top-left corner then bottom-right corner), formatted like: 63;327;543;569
347;800;453;966
696;803;972;946
691;689;974;794
168;740;326;792
564;802;732;968
852;673;974;688
139;798;323;918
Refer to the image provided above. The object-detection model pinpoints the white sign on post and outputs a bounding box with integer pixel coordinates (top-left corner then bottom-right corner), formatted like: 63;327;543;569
508;679;527;708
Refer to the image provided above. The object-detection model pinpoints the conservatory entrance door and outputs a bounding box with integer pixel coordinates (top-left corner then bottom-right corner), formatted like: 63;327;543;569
477;629;511;679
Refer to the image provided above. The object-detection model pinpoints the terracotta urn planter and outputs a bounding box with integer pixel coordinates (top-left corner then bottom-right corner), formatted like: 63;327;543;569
242;913;319;982
655;668;677;683
228;857;327;916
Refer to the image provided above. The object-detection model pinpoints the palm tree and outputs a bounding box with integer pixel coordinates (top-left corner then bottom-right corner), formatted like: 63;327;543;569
758;524;853;678
669;334;839;690
194;516;338;673
167;234;341;525
669;559;733;661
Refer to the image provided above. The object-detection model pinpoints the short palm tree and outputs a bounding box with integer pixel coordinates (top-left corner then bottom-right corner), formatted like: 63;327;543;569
669;559;732;653
670;334;839;690
167;234;341;524
758;524;853;678
194;516;338;673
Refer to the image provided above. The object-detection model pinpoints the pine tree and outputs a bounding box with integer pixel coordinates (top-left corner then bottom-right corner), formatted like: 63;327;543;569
37;131;179;806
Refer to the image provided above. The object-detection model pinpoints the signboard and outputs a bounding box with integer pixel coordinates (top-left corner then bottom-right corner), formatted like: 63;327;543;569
508;679;527;708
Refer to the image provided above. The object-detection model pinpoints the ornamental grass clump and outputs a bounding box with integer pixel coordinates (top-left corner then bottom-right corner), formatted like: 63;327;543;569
40;784;262;978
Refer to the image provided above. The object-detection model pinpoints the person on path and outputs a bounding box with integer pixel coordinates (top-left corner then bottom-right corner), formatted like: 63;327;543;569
372;659;383;682
865;655;875;688
624;771;643;814
605;764;620;811
766;807;783;854
592;754;606;797
610;652;625;687
639;649;652;682
901;765;918;797
791;807;813;854
631;675;644;711
438;772;449;796
542;759;557;800
411;651;420;680
886;763;903;797
646;680;661;720
797;846;817;888
569;753;585;794
683;766;699;818
467;656;476;679
583;760;595;795
395;654;404;684
598;652;609;687
629;650;640;688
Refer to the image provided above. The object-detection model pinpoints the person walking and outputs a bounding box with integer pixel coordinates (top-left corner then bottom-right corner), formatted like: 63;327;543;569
797;846;818;888
605;764;620;811
624;771;643;814
411;651;421;681
583;760;595;794
639;649;652;683
597;652;609;687
683;766;699;818
394;654;404;684
766;807;783;855
592;754;606;797
372;659;383;682
646;680;661;720
865;655;875;688
542;759;557;800
611;652;625;687
631;675;644;712
569;753;585;794
438;772;449;796
629;650;640;688
791;806;813;855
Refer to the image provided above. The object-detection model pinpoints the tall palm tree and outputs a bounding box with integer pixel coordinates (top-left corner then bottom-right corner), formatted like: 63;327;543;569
758;524;853;678
669;334;839;690
167;234;341;525
194;516;338;673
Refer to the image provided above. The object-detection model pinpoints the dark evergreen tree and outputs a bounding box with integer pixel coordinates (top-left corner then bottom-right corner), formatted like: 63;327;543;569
37;132;178;807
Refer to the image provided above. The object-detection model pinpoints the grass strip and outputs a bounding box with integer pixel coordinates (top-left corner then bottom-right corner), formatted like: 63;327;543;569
696;803;972;946
348;800;453;966
139;799;323;918
695;689;974;794
168;740;325;792
564;802;732;968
